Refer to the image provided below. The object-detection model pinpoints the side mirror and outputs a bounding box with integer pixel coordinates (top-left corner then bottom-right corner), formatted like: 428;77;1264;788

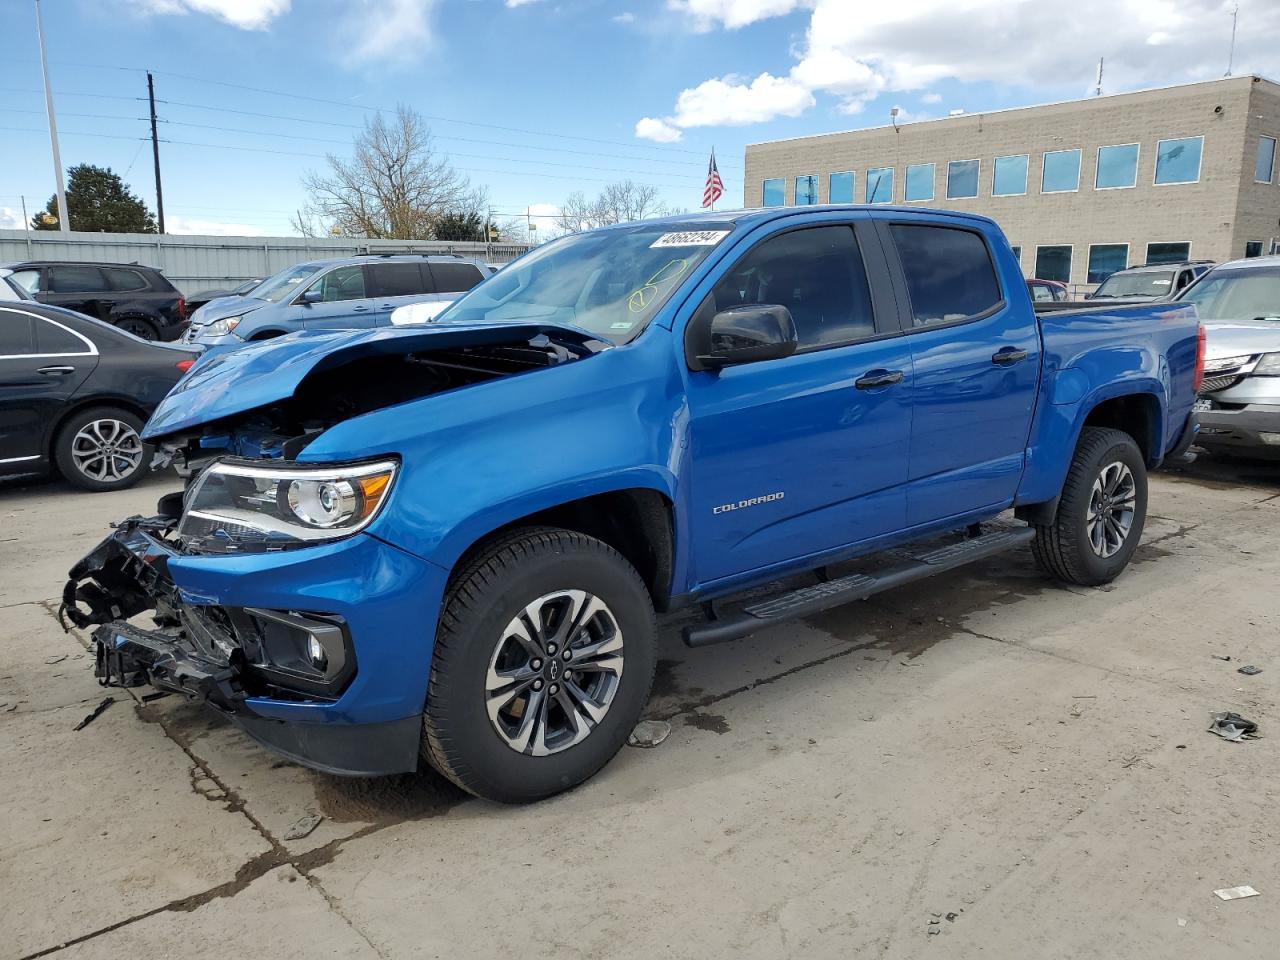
299;288;322;305
688;303;799;371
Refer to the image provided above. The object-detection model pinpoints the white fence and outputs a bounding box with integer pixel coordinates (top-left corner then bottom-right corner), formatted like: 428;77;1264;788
0;229;533;295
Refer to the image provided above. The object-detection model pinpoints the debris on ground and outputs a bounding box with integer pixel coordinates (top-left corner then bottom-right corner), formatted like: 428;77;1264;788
1208;712;1259;742
1177;918;1187;927
1212;655;1232;661
1237;665;1262;676
946;912;960;922
140;691;171;703
73;697;114;731
282;813;324;841
627;719;672;748
44;655;67;665
1213;885;1260;901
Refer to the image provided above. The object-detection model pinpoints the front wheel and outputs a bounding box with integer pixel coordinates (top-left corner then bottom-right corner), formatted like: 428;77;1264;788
422;528;657;803
1033;426;1148;586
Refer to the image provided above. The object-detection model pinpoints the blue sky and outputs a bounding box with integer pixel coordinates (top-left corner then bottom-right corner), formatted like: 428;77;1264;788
1;0;1275;237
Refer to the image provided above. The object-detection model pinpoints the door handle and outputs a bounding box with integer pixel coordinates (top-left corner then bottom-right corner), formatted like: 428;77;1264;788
854;369;904;390
991;347;1028;366
37;365;75;376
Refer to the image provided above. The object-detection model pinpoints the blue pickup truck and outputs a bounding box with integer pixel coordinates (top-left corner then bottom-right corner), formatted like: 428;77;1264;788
63;207;1202;803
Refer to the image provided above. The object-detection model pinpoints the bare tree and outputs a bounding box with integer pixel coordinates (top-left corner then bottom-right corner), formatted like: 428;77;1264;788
294;106;476;240
556;180;674;234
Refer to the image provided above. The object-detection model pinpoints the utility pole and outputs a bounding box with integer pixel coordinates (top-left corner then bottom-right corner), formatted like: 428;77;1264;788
147;71;166;233
1225;2;1239;77
34;0;68;234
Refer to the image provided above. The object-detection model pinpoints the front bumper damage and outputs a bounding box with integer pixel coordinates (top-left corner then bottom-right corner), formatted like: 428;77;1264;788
61;516;435;777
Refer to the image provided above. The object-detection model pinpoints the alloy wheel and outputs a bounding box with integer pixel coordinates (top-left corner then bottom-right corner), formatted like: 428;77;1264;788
71;418;144;484
1087;460;1136;558
485;589;625;757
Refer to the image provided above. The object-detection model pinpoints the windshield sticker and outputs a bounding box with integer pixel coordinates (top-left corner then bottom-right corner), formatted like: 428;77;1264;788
610;321;635;330
650;230;730;248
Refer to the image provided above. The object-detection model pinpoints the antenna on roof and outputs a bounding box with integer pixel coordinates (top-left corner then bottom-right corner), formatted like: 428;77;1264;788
1094;57;1104;97
1225;1;1239;77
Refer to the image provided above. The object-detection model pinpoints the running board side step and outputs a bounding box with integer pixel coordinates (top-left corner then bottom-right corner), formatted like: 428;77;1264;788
682;527;1036;648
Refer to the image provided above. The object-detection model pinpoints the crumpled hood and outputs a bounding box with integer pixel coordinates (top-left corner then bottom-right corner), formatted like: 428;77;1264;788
142;322;597;440
1201;318;1280;361
190;296;267;325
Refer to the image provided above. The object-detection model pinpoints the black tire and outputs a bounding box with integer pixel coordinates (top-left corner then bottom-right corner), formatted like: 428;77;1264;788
54;406;150;492
117;316;159;340
423;527;657;803
1032;426;1148;586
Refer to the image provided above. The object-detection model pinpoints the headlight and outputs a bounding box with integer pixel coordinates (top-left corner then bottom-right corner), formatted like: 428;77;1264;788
202;316;242;337
178;459;397;552
1254;352;1280;376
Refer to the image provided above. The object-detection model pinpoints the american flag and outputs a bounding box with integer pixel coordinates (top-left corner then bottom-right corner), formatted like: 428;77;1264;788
702;150;724;208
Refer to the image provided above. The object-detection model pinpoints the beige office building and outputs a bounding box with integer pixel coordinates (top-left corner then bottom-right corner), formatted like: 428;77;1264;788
744;75;1280;291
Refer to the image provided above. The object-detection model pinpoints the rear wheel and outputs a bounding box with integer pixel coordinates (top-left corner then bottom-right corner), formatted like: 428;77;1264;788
422;527;656;803
1032;426;1147;585
54;406;150;492
117;316;159;340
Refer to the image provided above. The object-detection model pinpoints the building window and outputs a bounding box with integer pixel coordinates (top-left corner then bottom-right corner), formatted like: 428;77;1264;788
1256;136;1276;184
1041;149;1081;193
829;171;854;204
1154;136;1203;185
947;159;979;199
905;163;934;201
1035;245;1072;283
992;155;1028;196
1146;241;1192;264
1245;240;1264;258
1096;143;1139;189
1087;244;1129;284
795;175;818;205
1010;245;1022;263
762;178;785;206
866;167;893;204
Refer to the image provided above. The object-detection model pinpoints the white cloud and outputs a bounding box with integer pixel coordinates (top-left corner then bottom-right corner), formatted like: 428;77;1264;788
133;0;290;29
167;216;269;236
921;92;942;104
505;0;542;6
0;207;27;230
639;0;1280;131
612;11;635;23
635;116;684;142
345;0;438;60
666;0;809;31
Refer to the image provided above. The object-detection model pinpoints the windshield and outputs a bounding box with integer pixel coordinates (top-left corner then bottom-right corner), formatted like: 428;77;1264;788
435;222;734;343
1178;267;1280;320
1092;270;1173;298
246;264;318;303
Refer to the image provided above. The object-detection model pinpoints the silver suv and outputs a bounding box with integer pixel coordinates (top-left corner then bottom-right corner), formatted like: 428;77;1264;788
1178;257;1280;457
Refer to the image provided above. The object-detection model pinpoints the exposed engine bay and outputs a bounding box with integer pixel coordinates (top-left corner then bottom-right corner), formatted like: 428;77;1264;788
154;332;596;475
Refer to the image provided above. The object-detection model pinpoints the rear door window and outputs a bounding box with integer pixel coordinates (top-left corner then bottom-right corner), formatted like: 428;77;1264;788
428;262;485;293
34;317;92;354
0;309;36;355
49;265;106;293
709;225;877;349
890;224;1003;326
368;262;430;298
104;268;150;292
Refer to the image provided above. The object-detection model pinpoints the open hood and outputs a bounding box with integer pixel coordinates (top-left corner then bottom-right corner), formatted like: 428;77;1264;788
143;322;600;441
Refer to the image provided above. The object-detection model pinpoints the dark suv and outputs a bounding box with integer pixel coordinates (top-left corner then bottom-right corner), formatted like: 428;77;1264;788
2;261;187;341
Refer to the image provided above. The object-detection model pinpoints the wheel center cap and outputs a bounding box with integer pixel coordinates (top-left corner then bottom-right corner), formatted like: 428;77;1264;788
548;659;563;681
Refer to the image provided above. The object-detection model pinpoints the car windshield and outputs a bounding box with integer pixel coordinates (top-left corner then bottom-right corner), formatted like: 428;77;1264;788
435;222;735;343
1178;267;1280;320
246;264;317;303
1092;270;1173;298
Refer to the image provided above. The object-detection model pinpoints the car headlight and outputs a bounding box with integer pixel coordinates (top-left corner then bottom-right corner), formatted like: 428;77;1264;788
178;459;397;553
202;316;242;337
1253;353;1280;376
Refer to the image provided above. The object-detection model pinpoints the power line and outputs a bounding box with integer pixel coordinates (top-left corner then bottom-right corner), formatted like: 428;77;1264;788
0;124;146;141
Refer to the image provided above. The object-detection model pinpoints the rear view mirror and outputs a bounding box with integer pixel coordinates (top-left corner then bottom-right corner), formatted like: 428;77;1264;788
688;304;799;371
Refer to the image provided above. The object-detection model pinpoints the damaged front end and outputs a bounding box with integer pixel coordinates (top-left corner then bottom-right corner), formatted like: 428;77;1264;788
62;512;354;714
